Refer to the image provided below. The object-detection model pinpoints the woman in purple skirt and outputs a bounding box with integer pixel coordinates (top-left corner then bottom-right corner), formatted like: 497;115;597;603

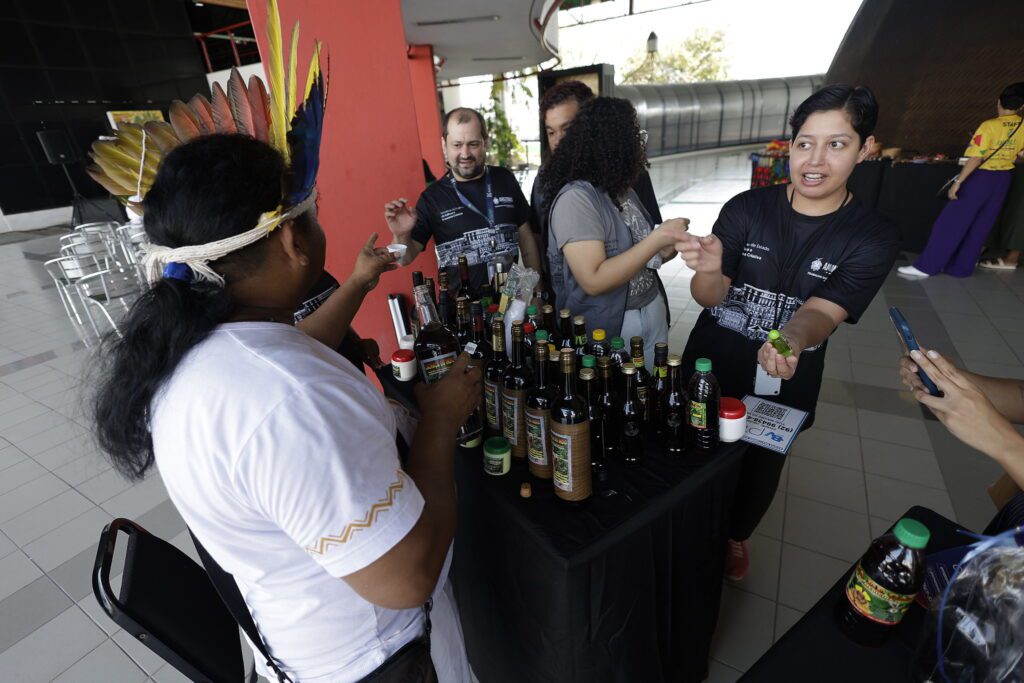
898;83;1024;279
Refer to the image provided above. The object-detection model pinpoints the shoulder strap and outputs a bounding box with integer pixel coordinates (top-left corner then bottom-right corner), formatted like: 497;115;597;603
189;530;294;683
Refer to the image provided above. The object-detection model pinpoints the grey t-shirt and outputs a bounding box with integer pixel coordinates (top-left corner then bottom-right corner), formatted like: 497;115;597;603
549;184;658;310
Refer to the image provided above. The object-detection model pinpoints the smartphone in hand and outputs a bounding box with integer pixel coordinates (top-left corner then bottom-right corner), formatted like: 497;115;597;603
888;306;941;397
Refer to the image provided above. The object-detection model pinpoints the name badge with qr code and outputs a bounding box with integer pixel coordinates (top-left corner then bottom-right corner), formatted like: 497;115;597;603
740;396;810;455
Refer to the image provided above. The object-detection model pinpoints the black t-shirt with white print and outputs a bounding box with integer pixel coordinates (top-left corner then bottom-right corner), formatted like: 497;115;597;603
682;184;899;417
411;165;530;292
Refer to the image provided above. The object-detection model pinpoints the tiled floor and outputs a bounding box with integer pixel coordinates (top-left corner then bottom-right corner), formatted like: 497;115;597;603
0;149;1019;680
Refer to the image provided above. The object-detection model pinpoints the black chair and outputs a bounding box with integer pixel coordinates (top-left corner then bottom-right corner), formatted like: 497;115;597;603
92;518;256;682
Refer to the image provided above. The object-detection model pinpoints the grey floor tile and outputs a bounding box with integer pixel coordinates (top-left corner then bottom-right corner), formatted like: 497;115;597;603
0;530;14;559
850;362;906;390
112;628;169;676
53;452;111;486
48;545;100;602
152;662;204;683
0;605;107;681
0;472;68;523
0;402;50;434
77;595;122;637
0;409;69;445
23;506;112;572
865;473;956;522
78;468;136;504
869;515;895;538
135;499;187;541
778;543;849;612
726;533;780;601
790;427;862;470
787;458;867;513
1;489;94;546
783;494;871;563
0;443;27;471
0;575;73;652
817;378;856;407
16;424;88;460
0;551;42;602
822;358;853;382
946;492;998;533
774;604;805;643
849;344;902;368
0;457;47;494
100;474;170;521
861;438;946;490
856;409;932;449
52;638;148;683
850;381;926;420
710;584;776;671
810;402;858;436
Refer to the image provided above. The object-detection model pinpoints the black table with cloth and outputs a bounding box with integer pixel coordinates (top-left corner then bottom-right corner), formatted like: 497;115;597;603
375;369;745;682
742;506;970;682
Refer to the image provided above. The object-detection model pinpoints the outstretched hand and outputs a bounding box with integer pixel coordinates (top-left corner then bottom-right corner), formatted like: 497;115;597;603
676;233;723;274
350;232;398;293
758;342;800;380
384;198;416;238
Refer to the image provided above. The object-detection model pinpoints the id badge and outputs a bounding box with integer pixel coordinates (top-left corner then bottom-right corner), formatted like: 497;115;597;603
754;364;782;396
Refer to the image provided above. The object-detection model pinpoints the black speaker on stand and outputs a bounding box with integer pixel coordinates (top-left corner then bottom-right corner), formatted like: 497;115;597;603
36;129;124;226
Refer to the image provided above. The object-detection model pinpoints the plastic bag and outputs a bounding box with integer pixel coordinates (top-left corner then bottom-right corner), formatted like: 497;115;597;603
912;529;1024;682
499;264;539;351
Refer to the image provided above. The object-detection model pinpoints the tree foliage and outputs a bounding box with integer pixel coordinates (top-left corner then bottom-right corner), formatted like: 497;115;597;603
621;28;728;85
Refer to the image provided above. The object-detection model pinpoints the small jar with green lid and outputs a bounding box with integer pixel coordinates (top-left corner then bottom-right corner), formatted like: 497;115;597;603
483;436;511;476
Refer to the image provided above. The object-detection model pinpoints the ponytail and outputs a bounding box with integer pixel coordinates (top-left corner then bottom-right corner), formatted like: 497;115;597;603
92;279;233;479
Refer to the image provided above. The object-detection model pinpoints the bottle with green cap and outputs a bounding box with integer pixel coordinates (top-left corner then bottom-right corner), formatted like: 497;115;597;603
526;304;540;331
687;358;720;451
836;517;930;646
609;336;630;370
767;329;793;357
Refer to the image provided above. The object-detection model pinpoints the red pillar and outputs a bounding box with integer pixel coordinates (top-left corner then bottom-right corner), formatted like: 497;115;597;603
247;0;437;356
407;45;444;180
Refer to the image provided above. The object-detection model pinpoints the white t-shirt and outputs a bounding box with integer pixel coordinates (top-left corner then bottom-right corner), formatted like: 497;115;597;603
152;322;437;681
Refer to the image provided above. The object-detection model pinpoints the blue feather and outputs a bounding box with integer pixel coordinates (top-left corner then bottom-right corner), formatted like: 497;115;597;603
285;69;326;207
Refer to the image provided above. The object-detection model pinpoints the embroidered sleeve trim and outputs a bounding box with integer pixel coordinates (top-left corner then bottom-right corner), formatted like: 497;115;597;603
305;470;408;556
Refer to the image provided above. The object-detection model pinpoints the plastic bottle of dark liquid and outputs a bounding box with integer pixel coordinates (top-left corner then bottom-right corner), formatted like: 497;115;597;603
835;518;930;646
687;358;720;451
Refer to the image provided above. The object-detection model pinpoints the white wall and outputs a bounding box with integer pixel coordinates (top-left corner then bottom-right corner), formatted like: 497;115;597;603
206;62;266;92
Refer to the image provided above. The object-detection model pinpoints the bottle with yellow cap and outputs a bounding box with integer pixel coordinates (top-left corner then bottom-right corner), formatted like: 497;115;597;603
590;328;610;357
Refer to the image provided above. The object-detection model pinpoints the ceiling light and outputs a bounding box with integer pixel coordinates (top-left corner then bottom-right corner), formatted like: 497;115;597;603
416;15;500;27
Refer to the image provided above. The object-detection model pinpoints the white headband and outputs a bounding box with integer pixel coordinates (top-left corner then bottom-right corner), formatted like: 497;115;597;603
143;190;317;286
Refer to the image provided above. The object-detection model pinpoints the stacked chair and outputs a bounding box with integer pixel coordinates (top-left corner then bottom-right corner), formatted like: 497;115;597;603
43;220;150;346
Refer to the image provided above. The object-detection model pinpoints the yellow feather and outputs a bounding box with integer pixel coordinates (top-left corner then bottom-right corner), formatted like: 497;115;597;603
287;21;299;116
304;41;321;101
265;0;289;165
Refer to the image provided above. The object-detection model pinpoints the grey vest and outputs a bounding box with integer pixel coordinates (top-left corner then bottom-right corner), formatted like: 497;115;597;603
546;180;638;339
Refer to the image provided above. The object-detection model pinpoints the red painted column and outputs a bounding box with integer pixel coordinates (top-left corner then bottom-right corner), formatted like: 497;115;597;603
407;45;444;180
247;0;437;356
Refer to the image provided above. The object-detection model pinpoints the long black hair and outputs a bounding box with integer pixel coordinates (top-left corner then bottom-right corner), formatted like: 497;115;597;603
92;134;290;480
543;96;648;210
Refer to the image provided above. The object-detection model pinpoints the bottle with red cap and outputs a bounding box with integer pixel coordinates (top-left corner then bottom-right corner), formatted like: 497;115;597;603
718;397;747;443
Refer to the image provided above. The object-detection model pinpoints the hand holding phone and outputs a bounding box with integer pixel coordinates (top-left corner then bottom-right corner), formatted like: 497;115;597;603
889;306;941;397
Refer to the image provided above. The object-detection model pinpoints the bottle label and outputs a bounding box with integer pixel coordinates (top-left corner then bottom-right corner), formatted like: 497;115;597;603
484;380;500;429
843;562;916;625
419;352;456;384
551;422;591;500
689;400;708;429
633;356;645;369
525;409;549;465
502;392;521;446
657;367;667;379
575;334;587;347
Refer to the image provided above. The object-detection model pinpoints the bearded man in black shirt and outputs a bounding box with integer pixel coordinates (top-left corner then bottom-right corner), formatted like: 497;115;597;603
384;108;541;294
676;85;899;581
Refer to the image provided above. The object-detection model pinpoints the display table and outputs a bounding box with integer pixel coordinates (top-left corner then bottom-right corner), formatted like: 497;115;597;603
742;506;970;681
376;369;746;682
872;162;958;253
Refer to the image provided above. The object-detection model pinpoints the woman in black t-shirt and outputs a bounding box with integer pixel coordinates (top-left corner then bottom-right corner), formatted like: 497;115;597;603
676;85;899;581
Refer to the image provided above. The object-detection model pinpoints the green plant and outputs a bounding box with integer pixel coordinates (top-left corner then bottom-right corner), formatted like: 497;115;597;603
621;28;729;85
483;77;525;168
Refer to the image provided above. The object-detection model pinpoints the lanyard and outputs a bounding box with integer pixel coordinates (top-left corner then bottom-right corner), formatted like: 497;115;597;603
773;185;850;328
448;167;494;226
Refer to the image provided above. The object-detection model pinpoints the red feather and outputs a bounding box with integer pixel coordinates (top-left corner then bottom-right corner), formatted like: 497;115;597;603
210;83;237;134
188;94;215;134
228;68;255;137
168;100;201;141
247;76;271;143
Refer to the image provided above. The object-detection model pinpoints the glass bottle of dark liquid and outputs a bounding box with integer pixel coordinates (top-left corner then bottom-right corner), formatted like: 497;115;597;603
437;271;455;329
478;283;494;311
547;342;560;383
688;358;720;451
619;365;644;464
526;304;541;330
412;284;482;447
523;322;537;370
590;329;610;357
630;336;651;422
412;271;424;290
502;321;533;460
424;276;436;305
550;349;591;504
525;343;554;480
578;364;606;482
492;262;505;302
558;309;574;353
457;254;472;300
835;518;930;646
483;316;506;438
648;342;669;434
455;297;471;351
485;303;499;329
609;337;630;382
469;301;493;363
542;305;558;346
663;354;688;456
596;356;620;461
573;315;589;359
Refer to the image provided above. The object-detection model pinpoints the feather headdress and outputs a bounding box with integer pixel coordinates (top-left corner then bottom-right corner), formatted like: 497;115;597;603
87;0;327;285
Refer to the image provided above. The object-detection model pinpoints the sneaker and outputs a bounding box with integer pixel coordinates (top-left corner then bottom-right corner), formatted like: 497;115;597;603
724;539;749;581
897;265;930;279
